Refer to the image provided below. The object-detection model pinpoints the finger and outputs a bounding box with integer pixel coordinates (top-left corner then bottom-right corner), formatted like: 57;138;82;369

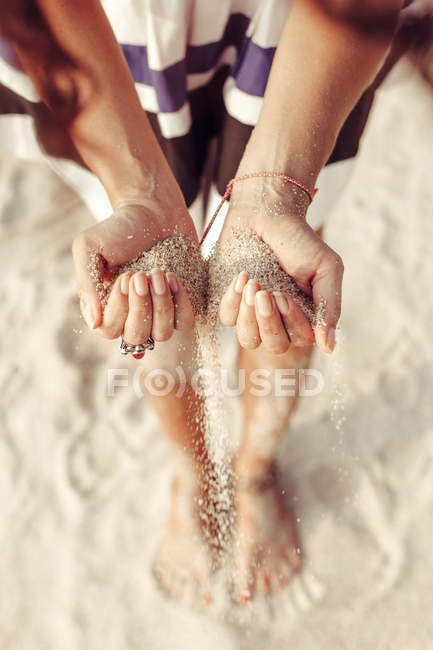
255;291;291;355
236;280;261;349
312;251;343;353
166;273;194;332
149;269;174;342
97;273;130;339
273;292;315;347
123;273;152;346
72;233;104;330
219;271;248;326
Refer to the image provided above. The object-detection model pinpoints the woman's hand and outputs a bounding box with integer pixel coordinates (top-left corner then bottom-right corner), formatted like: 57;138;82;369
72;201;198;346
215;0;402;357
218;180;343;354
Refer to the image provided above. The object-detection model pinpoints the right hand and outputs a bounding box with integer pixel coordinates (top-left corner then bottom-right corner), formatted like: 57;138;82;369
72;201;198;347
218;180;343;354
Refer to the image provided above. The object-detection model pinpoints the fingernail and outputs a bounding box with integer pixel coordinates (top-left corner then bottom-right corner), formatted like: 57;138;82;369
245;280;257;306
273;292;289;315
82;301;97;330
151;269;166;295
167;273;179;293
256;290;273;317
327;327;336;352
134;273;148;296
234;272;248;294
120;274;130;295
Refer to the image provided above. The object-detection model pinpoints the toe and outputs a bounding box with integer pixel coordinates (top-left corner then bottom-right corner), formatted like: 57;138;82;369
287;545;302;572
255;566;271;596
201;592;212;606
153;561;170;595
277;556;294;587
233;555;254;604
268;569;283;595
171;574;188;601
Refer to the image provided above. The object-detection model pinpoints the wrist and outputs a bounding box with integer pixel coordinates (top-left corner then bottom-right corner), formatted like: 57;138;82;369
229;174;310;222
106;152;186;215
69;91;185;212
237;121;334;190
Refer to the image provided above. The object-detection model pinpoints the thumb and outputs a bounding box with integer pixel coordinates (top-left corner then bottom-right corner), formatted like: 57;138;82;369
311;251;344;353
72;234;105;330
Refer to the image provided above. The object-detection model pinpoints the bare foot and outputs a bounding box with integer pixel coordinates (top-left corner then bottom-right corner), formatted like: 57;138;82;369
153;459;219;605
232;466;302;602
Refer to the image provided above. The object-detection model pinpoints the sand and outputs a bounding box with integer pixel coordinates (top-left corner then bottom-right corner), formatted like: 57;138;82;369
95;225;318;548
207;228;316;324
1;60;433;649
96;236;207;316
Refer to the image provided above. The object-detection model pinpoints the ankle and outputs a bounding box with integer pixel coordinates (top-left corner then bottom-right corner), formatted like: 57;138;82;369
232;455;277;481
173;448;215;484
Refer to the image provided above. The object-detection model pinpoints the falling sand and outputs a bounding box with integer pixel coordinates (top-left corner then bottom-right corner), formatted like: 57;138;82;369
90;228;317;554
3;65;432;645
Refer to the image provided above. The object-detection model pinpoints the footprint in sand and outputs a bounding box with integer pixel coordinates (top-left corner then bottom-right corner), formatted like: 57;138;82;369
310;460;405;612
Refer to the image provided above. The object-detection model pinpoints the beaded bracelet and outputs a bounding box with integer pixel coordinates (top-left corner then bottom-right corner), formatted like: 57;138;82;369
199;171;318;246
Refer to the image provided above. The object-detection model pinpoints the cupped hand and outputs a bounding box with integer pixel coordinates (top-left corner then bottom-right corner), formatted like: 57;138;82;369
218;182;343;354
72;201;198;347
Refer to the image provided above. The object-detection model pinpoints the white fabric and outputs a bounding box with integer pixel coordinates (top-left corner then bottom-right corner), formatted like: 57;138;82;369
0;115;113;220
0;113;355;236
0;0;354;227
0;57;38;102
0;0;293;139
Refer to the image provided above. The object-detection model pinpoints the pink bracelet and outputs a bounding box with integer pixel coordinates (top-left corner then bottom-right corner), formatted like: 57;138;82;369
199;171;318;246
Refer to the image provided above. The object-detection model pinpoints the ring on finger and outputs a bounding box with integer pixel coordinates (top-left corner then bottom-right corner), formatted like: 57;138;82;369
120;335;155;358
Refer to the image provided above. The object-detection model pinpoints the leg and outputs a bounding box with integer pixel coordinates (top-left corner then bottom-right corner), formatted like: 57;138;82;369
232;342;314;601
103;268;218;602
139;331;217;604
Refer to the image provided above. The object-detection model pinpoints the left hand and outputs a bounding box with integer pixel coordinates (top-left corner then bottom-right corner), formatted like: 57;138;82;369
72;200;197;346
218;179;343;354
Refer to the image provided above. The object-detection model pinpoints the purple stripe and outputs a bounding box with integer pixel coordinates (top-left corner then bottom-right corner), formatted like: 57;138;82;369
0;36;21;68
233;40;275;97
121;44;187;113
0;12;274;112
121;12;252;113
186;12;249;73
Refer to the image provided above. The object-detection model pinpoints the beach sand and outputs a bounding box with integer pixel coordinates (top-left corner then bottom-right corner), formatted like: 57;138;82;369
1;60;433;649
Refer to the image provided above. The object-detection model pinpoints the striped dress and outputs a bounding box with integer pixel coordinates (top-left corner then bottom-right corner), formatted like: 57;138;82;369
0;0;420;235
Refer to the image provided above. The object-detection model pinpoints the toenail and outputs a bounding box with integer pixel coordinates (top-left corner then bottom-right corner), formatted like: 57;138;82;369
240;590;251;604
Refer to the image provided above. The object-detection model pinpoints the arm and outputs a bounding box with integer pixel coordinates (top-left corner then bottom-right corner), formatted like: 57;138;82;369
1;0;196;337
220;0;402;353
238;0;402;185
2;0;182;209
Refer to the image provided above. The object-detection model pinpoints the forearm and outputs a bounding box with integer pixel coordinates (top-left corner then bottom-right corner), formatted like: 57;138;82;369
2;0;180;209
237;0;402;189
